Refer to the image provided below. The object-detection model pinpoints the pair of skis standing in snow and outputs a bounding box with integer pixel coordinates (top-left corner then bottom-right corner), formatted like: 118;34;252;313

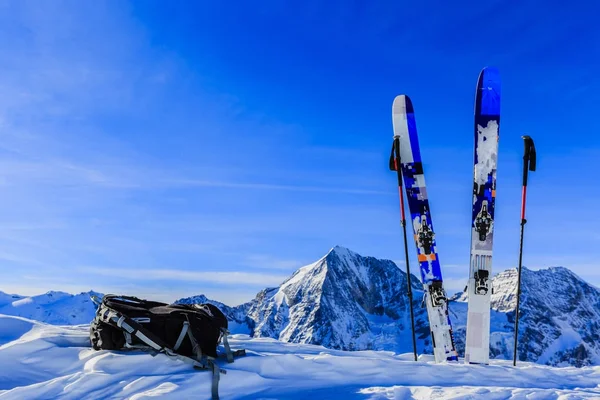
389;67;536;364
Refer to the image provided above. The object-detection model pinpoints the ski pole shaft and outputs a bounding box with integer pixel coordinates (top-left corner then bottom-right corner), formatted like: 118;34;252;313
513;135;536;367
513;222;525;366
520;186;527;221
391;137;418;362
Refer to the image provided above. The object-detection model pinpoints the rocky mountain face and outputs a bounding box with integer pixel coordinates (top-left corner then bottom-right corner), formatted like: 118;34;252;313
237;246;428;353
177;247;600;367
453;267;600;367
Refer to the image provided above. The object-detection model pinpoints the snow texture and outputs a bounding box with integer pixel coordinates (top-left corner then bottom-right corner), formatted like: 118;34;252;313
1;316;599;399
0;290;101;325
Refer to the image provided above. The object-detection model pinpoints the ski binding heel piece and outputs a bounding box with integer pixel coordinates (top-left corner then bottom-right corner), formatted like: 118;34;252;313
474;269;489;295
429;281;447;307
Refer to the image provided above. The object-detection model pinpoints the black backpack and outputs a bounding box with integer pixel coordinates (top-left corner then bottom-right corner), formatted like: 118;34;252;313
90;294;244;399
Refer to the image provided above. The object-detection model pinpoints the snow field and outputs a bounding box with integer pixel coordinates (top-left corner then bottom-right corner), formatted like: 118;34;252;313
1;315;599;400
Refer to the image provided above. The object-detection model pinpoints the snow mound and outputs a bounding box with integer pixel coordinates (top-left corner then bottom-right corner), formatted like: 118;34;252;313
0;315;37;346
1;316;599;399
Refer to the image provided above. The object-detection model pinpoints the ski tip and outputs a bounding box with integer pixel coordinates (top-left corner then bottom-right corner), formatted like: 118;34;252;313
392;95;414;115
478;66;501;86
479;66;500;80
481;65;499;73
475;66;501;116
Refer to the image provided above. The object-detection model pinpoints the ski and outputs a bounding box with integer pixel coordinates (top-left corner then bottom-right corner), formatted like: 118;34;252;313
391;94;458;363
465;67;501;365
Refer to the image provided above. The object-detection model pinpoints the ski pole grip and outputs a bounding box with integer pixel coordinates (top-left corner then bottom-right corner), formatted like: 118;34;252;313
390;138;403;188
521;136;536;187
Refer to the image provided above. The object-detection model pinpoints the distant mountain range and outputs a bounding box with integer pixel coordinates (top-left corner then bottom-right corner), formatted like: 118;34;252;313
0;290;100;325
2;246;599;367
176;246;600;367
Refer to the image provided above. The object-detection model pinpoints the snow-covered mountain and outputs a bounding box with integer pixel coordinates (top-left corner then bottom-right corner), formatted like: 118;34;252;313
3;246;600;367
0;292;25;307
235;245;428;353
0;290;101;325
452;267;600;367
177;246;600;367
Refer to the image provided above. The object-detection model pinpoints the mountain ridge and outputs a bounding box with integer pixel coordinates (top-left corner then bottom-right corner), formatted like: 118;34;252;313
1;246;598;367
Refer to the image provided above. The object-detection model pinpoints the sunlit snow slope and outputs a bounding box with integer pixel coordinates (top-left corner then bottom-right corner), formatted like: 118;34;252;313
1;315;599;400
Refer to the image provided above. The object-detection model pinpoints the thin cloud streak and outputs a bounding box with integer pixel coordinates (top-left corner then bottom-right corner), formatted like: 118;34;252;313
81;267;289;286
242;254;304;270
170;178;389;195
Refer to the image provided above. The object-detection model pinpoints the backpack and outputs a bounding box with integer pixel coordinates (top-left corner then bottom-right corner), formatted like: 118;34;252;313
89;294;245;399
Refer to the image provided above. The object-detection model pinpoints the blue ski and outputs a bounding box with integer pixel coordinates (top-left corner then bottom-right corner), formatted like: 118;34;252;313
465;66;501;365
391;94;458;363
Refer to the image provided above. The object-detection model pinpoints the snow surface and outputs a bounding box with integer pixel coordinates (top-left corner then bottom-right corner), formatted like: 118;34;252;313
1;314;599;400
0;291;100;325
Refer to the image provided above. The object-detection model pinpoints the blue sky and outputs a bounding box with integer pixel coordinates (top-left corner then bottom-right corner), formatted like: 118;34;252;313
0;1;599;304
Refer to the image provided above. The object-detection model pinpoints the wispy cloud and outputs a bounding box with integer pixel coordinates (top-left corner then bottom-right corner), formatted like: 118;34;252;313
81;267;289;286
241;254;304;270
167;178;388;195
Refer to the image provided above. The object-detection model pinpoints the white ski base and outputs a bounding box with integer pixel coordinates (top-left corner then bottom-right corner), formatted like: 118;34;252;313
465;275;492;364
424;288;457;363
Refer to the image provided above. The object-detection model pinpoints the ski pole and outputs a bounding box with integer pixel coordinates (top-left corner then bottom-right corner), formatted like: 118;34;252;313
389;137;418;362
513;135;536;367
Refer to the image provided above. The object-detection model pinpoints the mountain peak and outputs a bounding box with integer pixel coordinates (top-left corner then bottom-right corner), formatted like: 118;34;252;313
242;246;422;352
328;245;355;257
546;265;582;278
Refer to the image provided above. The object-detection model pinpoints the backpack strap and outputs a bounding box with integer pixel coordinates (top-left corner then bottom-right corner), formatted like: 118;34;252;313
220;328;246;363
211;361;220;400
98;304;167;351
124;331;133;346
173;321;189;351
